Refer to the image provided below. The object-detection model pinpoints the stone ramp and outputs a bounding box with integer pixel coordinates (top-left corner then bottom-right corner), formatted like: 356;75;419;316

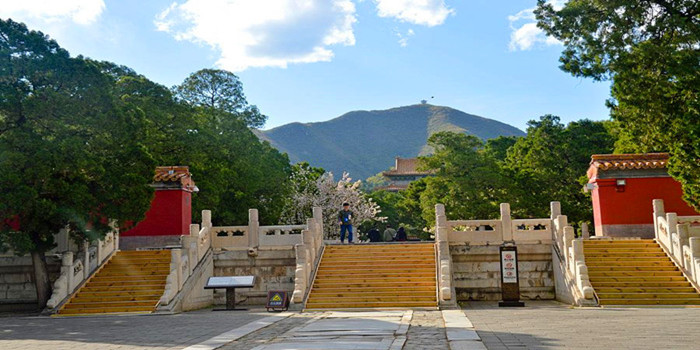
305;243;438;309
584;239;700;306
58;250;170;315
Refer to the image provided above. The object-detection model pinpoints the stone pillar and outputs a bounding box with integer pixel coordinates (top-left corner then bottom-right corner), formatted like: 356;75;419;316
581;222;590;240
172;249;182;289
190;224;200;237
83;241;90;274
248;209;260;249
312;206;324;241
96;235;103;265
435;204;448;242
653;199;665;239
62;252;74;292
500;203;512;242
202;210;212;228
563;226;575;266
550;201;561;220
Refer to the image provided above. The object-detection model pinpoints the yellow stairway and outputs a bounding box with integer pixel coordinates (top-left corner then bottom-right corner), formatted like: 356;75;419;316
58;250;171;315
584;239;700;306
305;243;438;309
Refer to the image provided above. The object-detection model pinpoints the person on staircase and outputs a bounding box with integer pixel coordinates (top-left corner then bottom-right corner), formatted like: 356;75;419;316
383;225;396;242
395;226;407;241
338;202;354;244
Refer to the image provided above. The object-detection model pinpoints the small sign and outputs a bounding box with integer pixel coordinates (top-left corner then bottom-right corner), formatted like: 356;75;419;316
266;290;289;311
499;245;524;307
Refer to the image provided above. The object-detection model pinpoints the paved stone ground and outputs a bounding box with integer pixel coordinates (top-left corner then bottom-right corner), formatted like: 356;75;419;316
464;301;700;350
0;309;266;350
219;313;316;350
403;311;448;350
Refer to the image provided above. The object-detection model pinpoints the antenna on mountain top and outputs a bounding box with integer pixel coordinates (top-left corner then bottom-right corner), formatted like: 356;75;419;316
420;96;434;105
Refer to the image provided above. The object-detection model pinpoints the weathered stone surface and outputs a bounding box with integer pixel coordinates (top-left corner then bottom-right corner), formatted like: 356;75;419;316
450;243;555;301
213;248;296;305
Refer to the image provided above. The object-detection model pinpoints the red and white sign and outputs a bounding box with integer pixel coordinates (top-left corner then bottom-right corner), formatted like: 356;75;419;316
501;251;517;283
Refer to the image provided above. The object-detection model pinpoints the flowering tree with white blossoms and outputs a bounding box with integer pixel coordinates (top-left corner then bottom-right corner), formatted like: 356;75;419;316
282;167;384;239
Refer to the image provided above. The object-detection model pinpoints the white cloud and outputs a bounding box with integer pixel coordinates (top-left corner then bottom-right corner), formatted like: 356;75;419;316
374;0;453;27
0;0;105;25
508;0;565;51
155;0;357;72
396;28;414;47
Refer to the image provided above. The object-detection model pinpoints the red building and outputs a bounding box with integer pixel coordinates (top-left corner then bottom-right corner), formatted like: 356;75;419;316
586;153;697;238
120;166;198;249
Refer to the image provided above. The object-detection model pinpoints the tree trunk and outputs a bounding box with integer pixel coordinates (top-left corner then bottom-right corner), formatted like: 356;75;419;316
30;250;51;309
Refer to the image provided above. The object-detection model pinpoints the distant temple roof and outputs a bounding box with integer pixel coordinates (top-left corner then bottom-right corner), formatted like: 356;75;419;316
153;166;198;192
587;153;670;180
383;157;431;176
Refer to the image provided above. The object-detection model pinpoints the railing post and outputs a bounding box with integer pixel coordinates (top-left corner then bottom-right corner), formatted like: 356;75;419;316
581;222;590;240
83;241;90;274
435;204;448;242
653;199;665;239
563;226;575;266
96;236;103;265
550;201;561;220
501;203;512;241
312;206;324;242
202;210;212;228
172;249;182;290
63;252;74;294
248;209;260;249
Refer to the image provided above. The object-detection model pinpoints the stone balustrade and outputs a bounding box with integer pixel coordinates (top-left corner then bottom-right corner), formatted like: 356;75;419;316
443;203;553;245
160;207;323;308
46;230;119;309
653;199;700;289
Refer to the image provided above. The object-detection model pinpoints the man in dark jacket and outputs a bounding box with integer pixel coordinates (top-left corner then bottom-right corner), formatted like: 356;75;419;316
338;202;354;244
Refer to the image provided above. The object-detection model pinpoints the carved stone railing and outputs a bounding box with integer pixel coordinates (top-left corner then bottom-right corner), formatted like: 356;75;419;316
292;207;324;305
443;203;553;245
435;204;454;305
653;199;700;290
550;202;595;305
46;230;119;310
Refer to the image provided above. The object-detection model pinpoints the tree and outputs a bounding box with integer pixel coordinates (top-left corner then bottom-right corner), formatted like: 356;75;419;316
282;169;384;238
536;0;700;210
503;116;616;225
0;20;155;307
417;132;508;222
174;69;267;128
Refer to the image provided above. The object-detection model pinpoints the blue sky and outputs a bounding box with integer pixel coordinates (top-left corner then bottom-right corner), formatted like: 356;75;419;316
0;0;610;131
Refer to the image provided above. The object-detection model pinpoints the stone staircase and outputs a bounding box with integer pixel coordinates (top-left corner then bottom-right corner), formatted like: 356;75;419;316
58;250;170;315
584;239;700;306
305;243;438;309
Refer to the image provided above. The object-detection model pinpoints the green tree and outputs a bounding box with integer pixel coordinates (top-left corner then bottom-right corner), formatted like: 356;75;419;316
0;20;155;307
417;132;508;221
503;115;615;225
174;69;267;128
536;0;700;210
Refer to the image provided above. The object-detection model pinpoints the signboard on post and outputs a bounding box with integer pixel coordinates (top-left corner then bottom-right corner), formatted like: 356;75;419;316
266;290;289;311
204;276;256;311
499;245;524;307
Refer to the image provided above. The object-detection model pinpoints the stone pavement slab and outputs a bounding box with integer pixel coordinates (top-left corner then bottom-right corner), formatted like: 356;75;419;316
464;301;700;350
0;308;267;350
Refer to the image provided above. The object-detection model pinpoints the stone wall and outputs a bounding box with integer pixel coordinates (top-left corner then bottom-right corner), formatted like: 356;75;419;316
0;255;60;311
450;243;554;301
212;247;296;306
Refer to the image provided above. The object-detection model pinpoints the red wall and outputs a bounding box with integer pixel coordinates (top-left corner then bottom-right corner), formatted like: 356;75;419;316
591;177;698;226
122;190;192;237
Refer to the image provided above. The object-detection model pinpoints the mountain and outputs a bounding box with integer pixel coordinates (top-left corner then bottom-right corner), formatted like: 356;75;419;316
259;104;525;180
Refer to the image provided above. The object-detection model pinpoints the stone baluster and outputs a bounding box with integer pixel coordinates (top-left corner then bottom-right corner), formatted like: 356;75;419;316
563;226;575;269
501;203;512;242
171;249;182;290
83;241;90;274
581;223;590;240
690;237;700;282
653;199;665;240
248;209;260;249
202;210;212;228
666;212;678;255
63;252;74;293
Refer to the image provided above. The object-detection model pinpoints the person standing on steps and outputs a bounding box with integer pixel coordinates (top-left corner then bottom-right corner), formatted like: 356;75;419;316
383;225;396;242
338;202;354;244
